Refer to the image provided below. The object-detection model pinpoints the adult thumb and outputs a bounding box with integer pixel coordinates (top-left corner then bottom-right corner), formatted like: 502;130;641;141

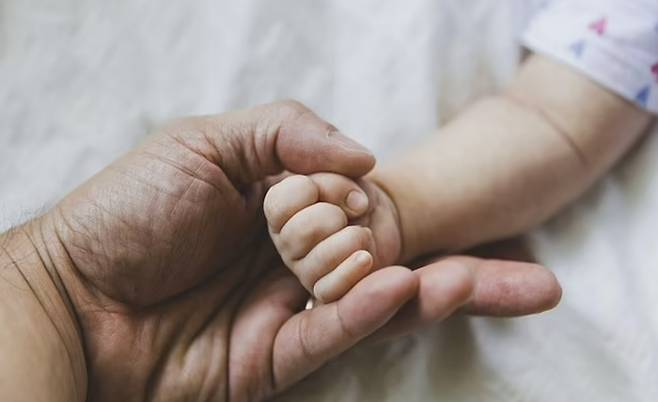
177;100;376;186
275;102;375;178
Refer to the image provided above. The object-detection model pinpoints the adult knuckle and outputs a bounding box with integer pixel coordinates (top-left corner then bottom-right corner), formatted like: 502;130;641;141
274;99;310;118
334;302;357;340
296;315;315;364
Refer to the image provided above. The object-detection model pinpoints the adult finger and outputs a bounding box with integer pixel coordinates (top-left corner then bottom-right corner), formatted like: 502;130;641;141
372;256;561;341
460;256;561;316
272;266;418;393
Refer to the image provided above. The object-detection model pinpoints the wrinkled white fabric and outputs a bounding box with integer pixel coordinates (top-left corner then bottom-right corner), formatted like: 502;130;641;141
1;1;656;401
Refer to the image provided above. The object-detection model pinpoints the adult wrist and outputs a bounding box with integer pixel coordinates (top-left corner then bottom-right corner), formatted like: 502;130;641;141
0;214;87;401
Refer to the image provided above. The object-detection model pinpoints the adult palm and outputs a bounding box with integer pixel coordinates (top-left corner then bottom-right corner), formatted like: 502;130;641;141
46;101;560;401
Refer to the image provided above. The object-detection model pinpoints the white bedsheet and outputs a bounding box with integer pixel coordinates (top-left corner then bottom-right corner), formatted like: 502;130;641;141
1;1;656;400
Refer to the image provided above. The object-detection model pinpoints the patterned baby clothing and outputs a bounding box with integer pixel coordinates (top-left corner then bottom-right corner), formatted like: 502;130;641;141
523;0;658;114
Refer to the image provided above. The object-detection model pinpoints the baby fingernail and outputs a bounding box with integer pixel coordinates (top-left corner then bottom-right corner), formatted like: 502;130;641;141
354;250;372;266
346;190;368;212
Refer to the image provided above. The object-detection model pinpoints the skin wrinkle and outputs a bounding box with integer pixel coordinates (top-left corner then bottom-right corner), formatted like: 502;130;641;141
86;198;152;252
49;209;92;330
235;130;256;193
142;306;170;401
188;271;246;352
232;129;263;187
142;317;181;402
16;225;82;389
106;163;182;201
268;321;286;397
205;334;230;402
0;234;35;286
111;135;271;305
502;91;590;170
61;170;219;304
462;258;485;310
267;306;288;398
368;175;409;262
228;264;284;401
270;104;318;178
235;104;292;188
295;310;317;375
243;274;284;401
252;265;310;396
33;222;86;391
138;149;224;208
179;236;272;400
90;203;131;285
130;306;170;401
168;129;219;167
0;236;33;288
260;117;283;177
334;299;356;341
248;117;273;187
163;124;221;166
195;125;230;183
1;229;85;402
78;199;149;279
119;321;146;370
191;113;249;189
54;205;140;312
367;182;402;266
199;343;221;402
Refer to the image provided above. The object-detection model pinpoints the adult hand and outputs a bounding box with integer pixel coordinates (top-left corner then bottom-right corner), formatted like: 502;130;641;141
2;101;560;402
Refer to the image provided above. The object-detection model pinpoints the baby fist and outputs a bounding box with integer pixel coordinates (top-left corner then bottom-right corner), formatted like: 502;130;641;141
264;172;401;303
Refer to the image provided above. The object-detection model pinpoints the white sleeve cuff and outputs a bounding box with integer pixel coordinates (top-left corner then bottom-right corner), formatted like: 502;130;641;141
522;0;658;114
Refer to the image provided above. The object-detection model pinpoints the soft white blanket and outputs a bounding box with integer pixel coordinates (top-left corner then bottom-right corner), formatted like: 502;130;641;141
1;1;656;400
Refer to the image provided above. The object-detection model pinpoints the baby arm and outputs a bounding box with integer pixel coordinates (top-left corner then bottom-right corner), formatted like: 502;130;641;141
373;54;654;261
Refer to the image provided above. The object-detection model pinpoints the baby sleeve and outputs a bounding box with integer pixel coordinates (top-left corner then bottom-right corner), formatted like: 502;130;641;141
522;0;658;114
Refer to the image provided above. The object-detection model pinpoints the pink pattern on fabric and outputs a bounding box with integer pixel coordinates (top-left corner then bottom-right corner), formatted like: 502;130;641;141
652;62;658;82
588;17;607;35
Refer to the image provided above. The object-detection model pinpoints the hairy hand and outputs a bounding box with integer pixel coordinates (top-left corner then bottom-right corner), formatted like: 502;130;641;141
29;101;561;401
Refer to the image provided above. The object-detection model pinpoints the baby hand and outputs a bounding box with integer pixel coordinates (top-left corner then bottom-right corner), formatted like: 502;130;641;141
264;173;401;303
